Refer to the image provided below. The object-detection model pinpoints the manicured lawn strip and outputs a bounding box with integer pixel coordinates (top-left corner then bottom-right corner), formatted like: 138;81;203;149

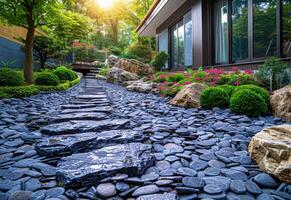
0;78;80;99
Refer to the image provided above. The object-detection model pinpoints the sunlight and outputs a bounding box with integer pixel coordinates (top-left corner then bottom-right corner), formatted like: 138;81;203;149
98;0;113;9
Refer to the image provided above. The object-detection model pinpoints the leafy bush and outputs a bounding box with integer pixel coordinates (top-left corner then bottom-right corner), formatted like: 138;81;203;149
167;73;185;83
125;43;152;63
0;86;39;98
159;82;183;97
54;66;77;81
99;65;110;76
35;72;60;86
217;85;235;98
0;68;24;86
230;89;268;117
255;57;289;91
200;87;229;109
151;51;168;71
153;72;168;83
233;84;270;106
109;46;123;56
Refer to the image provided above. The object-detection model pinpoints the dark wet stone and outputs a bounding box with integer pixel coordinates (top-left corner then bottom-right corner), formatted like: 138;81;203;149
132;185;159;197
0;180;15;191
31;162;56;176
245;180;262;195
208;160;225;168
61;107;112;114
116;182;129;192
57;143;154;187
49;112;108;123
202;176;231;192
182;177;205;189
179;193;197;200
155;180;173;186
176;186;199;194
46;187;65;198
3;169;24;180
25;178;41;191
270;190;291;200
257;193;275;200
204;167;221;176
156;160;171;171
136;192;177;200
165;156;179;162
189;159;208;171
36;130;143;157
198;193;226;200
96;183;116;197
8;191;31;200
204;184;223;194
176;167;197;177
29;190;46;200
253;173;279;188
230;180;246;194
221;169;248;181
237;194;256;200
0;193;9;200
141;173;159;182
41;119;130;135
61;104;100;109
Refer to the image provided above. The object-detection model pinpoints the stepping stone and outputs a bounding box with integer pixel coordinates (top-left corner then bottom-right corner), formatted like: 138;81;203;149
56;143;154;187
35;130;144;157
41;119;130;135
61;104;100;109
50;112;108;123
61;107;113;114
70;100;110;105
76;95;107;99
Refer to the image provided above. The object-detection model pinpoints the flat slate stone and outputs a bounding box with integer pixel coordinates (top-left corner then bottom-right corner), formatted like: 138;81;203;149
61;107;113;114
41;119;130;135
136;192;177;200
56;143;154;187
76;95;107;99
61;104;101;109
35;130;144;157
50;112;108;123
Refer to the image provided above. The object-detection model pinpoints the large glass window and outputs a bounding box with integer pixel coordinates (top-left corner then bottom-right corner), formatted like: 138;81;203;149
232;0;248;61
158;30;169;68
184;13;193;66
253;0;277;58
283;0;291;57
214;0;229;64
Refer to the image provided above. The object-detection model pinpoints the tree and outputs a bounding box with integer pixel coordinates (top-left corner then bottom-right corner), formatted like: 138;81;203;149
0;0;56;83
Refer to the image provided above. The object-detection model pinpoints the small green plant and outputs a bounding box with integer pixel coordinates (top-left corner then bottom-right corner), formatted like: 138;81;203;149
0;68;24;86
0;85;39;98
200;87;229;109
255;57;289;91
53;66;77;81
230;89;268;117
216;85;235;99
109;46;123;56
99;65;110;76
125;42;152;63
233;84;270;106
167;73;185;83
35;72;60;86
151;51;168;71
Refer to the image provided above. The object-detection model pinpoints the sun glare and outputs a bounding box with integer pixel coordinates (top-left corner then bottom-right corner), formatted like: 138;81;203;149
98;0;113;9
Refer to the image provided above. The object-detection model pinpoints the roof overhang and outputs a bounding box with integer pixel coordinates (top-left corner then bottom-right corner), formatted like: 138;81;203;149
137;0;187;36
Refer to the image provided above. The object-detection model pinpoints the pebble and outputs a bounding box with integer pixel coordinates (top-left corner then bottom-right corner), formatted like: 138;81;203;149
132;185;160;197
96;183;116;197
254;173;279;188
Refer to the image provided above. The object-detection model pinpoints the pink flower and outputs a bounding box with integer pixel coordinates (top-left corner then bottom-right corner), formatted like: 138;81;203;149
184;82;192;85
244;70;253;74
232;67;239;71
234;81;241;86
194;77;201;81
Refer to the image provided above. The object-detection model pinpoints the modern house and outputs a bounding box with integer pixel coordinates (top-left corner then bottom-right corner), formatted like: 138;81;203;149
137;0;291;70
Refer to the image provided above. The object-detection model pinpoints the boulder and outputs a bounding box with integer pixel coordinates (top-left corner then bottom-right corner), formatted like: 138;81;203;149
95;74;107;80
169;83;208;108
106;55;119;66
248;125;291;183
107;67;139;85
270;85;291;121
114;58;153;76
126;80;154;93
56;143;154;187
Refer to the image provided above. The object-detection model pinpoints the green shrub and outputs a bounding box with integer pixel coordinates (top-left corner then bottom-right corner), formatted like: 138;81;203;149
234;84;270;106
200;87;229;109
0;86;39;98
120;52;141;60
151;51;168;71
230;89;268;117
109;46;122;56
125;43;152;63
153;72;168;83
217;85;235;98
0;68;24;86
167;73;185;83
35;72;60;86
54;66;77;81
98;65;110;76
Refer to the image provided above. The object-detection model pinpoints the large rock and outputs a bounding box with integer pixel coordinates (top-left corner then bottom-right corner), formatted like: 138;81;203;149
56;143;154;187
169;83;208;108
107;67;139;85
249;125;291;183
270;85;291;121
41;119;130;135
106;55;119;66
114;58;153;76
36;130;144;157
126;80;154;93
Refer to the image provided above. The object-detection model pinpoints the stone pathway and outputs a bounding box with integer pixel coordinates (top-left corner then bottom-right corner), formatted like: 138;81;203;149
0;78;290;200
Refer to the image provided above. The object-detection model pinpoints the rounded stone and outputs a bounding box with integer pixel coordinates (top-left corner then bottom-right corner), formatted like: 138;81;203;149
253;173;279;188
182;177;205;189
245;180;262;195
204;167;221;176
96;183;116;197
116;182;129;192
230;180;246;194
257;193;275;200
8;191;31;200
132;185;159;197
46;187;65;198
203;184;223;194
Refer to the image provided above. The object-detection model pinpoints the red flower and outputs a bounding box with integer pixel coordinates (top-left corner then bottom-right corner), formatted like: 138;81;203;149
232;67;239;71
244;70;253;74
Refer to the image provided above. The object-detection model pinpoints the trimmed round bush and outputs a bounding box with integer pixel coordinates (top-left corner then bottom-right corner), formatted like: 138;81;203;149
234;84;270;105
0;68;24;86
200;87;230;109
35;72;60;86
217;85;235;98
230;89;268;117
53;66;77;81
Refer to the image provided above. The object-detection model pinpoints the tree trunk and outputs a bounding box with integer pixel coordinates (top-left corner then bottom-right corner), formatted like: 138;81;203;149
24;19;35;84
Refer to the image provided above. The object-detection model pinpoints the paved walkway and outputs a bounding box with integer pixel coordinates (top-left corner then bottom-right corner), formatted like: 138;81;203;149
0;78;290;200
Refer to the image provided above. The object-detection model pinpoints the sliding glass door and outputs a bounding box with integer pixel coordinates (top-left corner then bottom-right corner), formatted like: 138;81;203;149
283;0;291;57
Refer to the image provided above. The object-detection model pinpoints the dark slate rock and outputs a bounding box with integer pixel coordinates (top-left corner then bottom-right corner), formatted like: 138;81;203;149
0;180;15;191
141;173;159;182
96;183;116;198
204;167;221;176
189;159;208;171
57;143;154;187
29;190;46;200
45;187;65;198
202;176;231;192
175;187;199;194
203;184;223;194
132;185;160;197
253;173;279;188
179;193;197;200
182;177;205;189
31;162;56;176
198;193;226;200
8;191;31;200
36;130;143;157
245;180;262;195
24;178;41;191
41;119;130;135
270;190;291;200
61;104;100;109
257;193;275;200
116;182;130;192
61;107;113;114
221;169;248;181
49;112;108;123
176;167;197;177
136;192;177;200
230;180;246;194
